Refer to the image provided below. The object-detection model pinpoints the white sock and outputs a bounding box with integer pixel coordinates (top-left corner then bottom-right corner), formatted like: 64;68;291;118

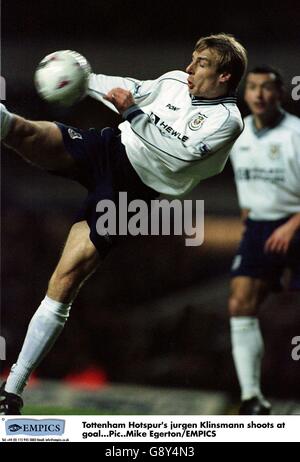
230;316;264;401
0;103;14;140
5;295;71;396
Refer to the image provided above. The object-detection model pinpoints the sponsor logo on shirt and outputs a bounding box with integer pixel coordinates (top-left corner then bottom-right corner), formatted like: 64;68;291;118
149;112;189;142
150;113;160;125
188;113;207;131
166;103;180;111
236;167;285;183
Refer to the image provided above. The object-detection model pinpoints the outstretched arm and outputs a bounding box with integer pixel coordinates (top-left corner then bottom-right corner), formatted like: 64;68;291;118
104;87;135;113
88;73;155;113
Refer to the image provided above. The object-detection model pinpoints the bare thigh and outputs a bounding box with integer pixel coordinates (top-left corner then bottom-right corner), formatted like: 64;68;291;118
4;115;75;171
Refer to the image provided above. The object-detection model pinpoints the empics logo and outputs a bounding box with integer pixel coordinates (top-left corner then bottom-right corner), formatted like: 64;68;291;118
5;419;65;436
8;424;22;433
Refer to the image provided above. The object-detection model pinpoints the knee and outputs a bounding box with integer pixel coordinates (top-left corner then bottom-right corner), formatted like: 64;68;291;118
228;294;257;317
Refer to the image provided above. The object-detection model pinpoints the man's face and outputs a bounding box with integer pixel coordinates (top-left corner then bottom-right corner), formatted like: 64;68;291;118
186;48;226;98
244;73;281;116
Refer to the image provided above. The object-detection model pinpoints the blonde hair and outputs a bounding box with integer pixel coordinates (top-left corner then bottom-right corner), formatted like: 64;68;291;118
195;33;248;91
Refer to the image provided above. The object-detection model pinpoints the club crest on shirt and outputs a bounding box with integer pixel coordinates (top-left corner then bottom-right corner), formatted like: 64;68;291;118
268;144;281;160
188;113;207;131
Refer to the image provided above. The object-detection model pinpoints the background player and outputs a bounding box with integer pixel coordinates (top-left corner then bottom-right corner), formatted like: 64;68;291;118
0;34;247;414
229;66;300;415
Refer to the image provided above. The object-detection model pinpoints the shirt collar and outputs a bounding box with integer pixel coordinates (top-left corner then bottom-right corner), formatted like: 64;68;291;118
191;94;237;106
251;109;286;138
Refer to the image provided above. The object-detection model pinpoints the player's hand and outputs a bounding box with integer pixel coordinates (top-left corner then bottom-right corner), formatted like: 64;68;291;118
104;88;135;114
264;222;296;254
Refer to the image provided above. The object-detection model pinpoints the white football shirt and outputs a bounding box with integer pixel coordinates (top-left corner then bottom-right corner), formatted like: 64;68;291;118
230;111;300;220
88;70;243;197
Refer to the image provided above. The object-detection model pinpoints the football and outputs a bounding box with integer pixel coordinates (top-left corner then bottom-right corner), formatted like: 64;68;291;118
34;50;91;107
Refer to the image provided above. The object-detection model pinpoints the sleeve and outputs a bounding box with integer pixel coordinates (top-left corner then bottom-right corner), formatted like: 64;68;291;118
87;73;158;113
123;105;243;173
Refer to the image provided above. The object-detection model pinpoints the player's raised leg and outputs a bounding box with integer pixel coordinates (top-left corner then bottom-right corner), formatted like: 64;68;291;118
0;221;100;415
228;276;271;415
1;103;74;171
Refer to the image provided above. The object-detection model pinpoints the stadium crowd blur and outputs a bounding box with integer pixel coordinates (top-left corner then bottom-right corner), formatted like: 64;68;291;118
1;1;300;399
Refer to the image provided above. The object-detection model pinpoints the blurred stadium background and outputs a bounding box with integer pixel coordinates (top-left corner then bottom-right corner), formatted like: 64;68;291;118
1;0;300;414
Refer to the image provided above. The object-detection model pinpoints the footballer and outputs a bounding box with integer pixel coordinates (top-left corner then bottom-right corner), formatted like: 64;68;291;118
229;67;300;415
0;33;247;414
